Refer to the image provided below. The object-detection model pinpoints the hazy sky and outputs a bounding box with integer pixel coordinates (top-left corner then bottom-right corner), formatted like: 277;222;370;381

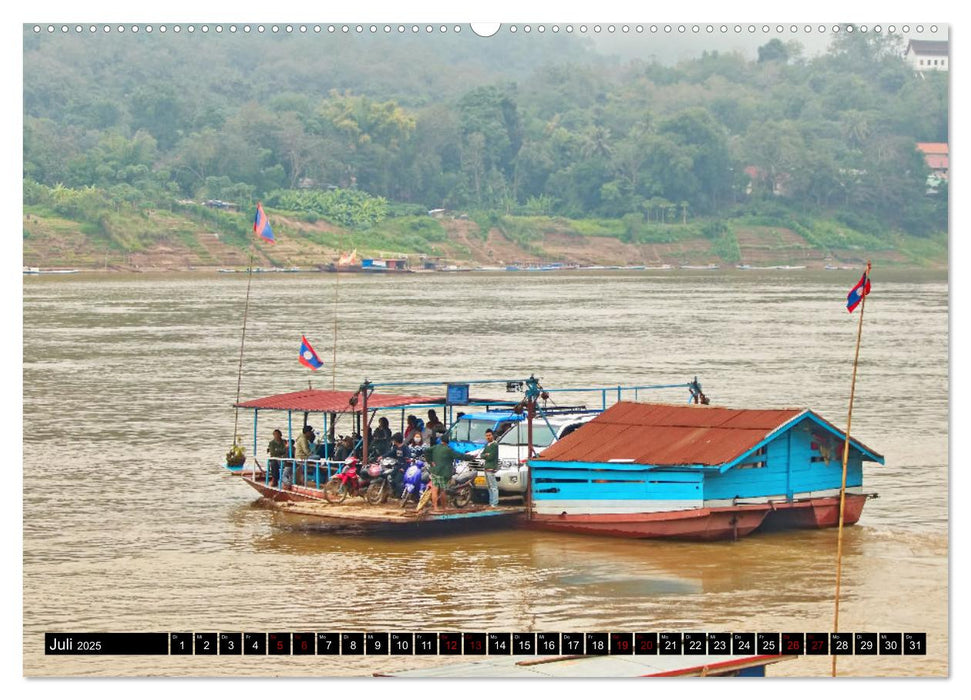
558;23;947;65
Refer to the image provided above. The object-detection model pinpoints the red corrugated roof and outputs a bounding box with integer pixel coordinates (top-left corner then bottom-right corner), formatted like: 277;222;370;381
537;402;803;467
916;142;948;155
235;389;444;413
923;154;949;171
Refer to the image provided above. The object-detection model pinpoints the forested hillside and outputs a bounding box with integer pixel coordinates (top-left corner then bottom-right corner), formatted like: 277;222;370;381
22;27;948;267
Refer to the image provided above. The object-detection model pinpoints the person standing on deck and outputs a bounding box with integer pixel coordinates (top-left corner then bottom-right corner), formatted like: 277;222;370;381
480;429;500;507
425;434;475;513
266;429;287;487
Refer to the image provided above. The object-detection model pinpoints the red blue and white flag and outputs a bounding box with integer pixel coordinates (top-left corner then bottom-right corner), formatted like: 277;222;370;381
299;335;323;370
253;202;275;243
846;266;871;313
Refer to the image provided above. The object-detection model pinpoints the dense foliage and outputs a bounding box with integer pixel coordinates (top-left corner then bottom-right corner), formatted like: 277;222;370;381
23;28;947;238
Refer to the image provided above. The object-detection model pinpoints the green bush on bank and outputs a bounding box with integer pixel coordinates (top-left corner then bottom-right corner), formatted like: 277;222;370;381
268;188;389;229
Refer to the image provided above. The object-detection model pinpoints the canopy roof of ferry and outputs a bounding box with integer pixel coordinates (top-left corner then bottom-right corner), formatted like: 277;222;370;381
235;389;505;414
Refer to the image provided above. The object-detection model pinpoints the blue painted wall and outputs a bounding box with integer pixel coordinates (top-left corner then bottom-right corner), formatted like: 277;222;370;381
531;463;703;502
704;418;864;500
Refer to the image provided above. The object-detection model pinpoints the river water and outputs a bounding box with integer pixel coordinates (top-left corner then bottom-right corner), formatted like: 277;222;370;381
22;269;948;677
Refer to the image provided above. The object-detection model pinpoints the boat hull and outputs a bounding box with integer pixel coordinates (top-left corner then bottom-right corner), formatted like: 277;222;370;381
525;494;871;541
241;475;333;502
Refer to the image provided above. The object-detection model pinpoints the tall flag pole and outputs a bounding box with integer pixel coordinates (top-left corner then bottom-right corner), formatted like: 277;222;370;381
232;203;276;444
832;260;871;677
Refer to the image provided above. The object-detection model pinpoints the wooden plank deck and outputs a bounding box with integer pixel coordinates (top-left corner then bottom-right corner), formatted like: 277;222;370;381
269;499;526;534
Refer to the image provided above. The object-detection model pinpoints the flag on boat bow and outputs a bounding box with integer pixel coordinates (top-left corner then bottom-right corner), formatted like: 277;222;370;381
846;265;871;313
253;202;275;243
299;335;324;370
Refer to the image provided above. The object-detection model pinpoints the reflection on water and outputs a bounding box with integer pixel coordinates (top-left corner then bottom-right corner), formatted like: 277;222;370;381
23;270;947;676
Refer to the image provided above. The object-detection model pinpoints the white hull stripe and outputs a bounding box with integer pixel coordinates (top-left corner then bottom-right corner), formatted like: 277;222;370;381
534;499;702;515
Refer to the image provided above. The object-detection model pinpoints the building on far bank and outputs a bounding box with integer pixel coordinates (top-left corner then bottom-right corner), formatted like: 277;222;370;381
904;40;949;72
916;142;949;194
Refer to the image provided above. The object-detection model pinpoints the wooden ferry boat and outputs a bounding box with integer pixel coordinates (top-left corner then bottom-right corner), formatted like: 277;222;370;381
225;377;881;541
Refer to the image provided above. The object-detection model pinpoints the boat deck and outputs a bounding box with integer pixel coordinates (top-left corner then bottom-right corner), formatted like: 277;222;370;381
267;498;526;535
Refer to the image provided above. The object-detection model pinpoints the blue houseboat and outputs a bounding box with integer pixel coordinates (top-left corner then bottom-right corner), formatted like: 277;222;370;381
528;401;883;540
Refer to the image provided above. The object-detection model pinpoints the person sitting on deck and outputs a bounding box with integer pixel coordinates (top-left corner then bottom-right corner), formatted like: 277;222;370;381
409;431;425;459
333;435;355;463
383;432;410;494
266;429;287;487
403;415;422;445
372;417;392;457
426;410;446;436
424;433;475;514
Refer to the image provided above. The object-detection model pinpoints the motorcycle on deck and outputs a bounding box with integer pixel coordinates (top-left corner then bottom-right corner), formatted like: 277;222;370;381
445;460;479;508
365;457;401;505
399;459;430;508
323;456;375;504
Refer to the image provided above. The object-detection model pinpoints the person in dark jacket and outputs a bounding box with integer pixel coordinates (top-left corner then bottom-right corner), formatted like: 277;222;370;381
333;435;355;462
382;432;410;494
372;416;392;457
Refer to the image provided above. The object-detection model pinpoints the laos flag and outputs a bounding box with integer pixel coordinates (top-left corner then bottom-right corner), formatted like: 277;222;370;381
253;202;275;243
299;335;323;370
846;267;871;313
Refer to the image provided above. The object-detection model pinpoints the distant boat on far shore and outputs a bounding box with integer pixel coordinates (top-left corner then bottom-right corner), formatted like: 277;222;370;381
23;267;78;275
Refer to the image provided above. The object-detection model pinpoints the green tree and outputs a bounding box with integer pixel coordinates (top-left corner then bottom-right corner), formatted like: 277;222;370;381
757;39;790;64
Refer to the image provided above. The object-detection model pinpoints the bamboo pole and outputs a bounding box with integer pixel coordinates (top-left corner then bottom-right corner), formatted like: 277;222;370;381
232;248;257;444
331;263;340;391
832;261;870;677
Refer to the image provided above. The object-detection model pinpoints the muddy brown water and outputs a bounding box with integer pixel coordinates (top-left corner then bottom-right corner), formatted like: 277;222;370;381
22;269;948;676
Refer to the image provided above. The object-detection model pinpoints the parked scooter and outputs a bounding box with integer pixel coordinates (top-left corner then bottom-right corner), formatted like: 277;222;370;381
365;457;401;505
399;459;430;508
323;456;375;504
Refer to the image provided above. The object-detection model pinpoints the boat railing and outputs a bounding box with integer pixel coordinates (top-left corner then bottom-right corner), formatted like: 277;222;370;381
263;457;347;490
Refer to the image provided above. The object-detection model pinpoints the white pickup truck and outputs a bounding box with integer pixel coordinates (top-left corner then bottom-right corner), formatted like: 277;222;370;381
474;412;599;496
